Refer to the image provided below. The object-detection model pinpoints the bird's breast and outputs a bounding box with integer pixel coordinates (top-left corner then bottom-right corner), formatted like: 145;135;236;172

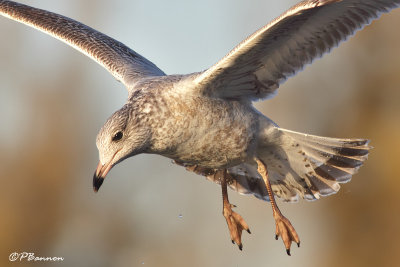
149;95;260;169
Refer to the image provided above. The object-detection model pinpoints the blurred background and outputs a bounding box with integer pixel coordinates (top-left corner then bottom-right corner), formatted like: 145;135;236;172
0;0;399;266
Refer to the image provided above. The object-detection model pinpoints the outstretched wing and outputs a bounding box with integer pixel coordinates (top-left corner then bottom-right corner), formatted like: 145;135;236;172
0;0;165;88
194;0;400;101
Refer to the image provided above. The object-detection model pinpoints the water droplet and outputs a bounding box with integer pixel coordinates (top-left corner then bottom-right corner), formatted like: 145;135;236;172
178;214;183;219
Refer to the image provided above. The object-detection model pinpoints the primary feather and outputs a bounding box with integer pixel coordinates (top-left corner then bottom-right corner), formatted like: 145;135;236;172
0;0;165;88
194;0;400;101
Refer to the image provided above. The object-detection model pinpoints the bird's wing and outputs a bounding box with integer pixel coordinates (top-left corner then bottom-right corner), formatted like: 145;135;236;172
0;0;166;89
193;0;400;101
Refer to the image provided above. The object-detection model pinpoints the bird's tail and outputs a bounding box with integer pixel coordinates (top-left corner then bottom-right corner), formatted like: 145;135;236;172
224;127;371;202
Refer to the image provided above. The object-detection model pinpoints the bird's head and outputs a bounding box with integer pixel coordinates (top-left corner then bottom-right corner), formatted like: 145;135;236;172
93;104;150;192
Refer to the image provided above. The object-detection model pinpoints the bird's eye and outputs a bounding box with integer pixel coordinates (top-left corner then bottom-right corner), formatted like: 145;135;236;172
112;131;123;141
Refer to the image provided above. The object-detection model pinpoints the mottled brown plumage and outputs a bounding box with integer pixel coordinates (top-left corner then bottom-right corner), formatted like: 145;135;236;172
1;0;399;255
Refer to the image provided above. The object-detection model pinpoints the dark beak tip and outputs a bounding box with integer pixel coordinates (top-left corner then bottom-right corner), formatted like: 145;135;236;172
93;173;104;193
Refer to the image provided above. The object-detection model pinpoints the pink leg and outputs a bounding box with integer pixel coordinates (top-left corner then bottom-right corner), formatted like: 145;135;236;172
255;158;300;256
221;169;251;250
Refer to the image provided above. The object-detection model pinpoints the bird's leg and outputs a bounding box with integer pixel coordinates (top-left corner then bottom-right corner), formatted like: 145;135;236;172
255;158;300;256
221;169;251;251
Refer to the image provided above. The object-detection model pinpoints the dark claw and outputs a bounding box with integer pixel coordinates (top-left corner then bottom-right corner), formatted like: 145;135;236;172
231;240;235;244
238;244;243;251
275;234;278;240
297;242;300;248
286;249;291;256
247;229;251;234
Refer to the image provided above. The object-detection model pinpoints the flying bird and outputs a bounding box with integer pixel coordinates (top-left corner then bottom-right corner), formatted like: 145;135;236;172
1;0;399;255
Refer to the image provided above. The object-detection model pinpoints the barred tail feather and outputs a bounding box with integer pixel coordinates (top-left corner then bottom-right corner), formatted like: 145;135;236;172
259;128;372;201
224;128;371;202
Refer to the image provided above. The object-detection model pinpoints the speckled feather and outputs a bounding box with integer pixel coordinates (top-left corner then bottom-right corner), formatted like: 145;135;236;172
1;0;397;201
194;0;400;101
0;0;165;87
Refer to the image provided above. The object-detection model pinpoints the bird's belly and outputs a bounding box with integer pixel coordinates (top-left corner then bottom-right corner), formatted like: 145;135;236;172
174;130;255;168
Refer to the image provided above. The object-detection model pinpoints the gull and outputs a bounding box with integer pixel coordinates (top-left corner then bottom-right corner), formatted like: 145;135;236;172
1;0;399;255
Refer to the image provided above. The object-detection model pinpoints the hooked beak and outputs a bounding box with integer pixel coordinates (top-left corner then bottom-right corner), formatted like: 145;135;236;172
93;149;121;192
93;160;113;192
